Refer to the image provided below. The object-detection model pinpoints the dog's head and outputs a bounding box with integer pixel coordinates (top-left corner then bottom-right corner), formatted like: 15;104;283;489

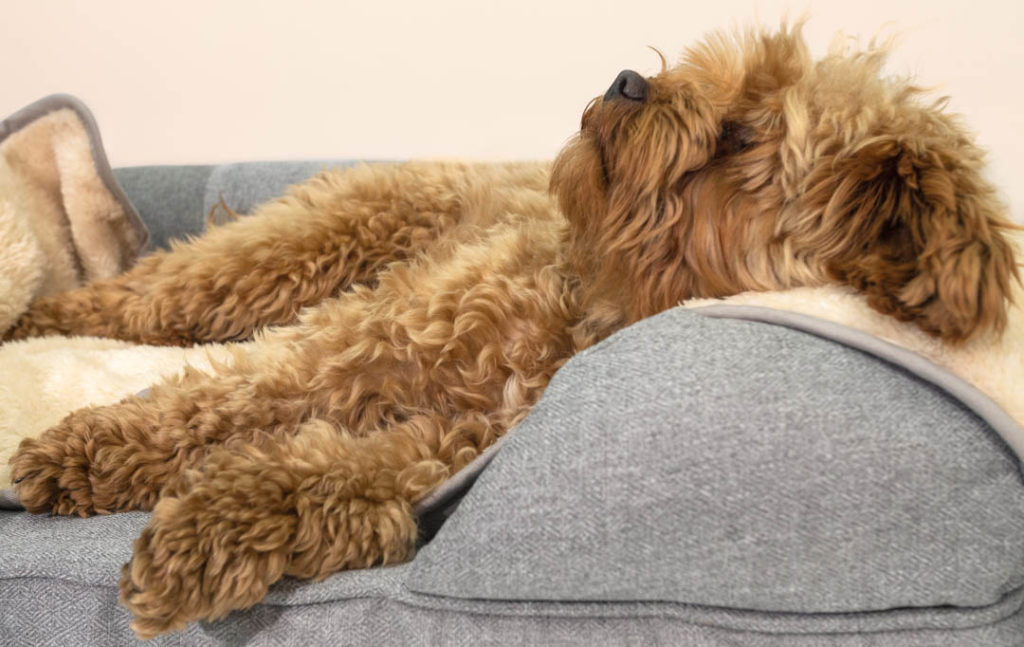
552;25;1019;343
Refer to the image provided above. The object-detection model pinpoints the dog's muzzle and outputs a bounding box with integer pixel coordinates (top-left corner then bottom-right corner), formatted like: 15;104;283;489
604;70;648;103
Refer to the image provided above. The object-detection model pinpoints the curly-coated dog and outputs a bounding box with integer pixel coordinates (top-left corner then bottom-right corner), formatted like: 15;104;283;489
7;24;1019;638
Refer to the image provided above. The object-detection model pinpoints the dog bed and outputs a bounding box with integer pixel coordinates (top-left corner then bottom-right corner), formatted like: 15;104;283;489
2;161;1022;646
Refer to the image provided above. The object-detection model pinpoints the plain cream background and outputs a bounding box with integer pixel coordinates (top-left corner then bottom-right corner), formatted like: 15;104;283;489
2;1;1021;218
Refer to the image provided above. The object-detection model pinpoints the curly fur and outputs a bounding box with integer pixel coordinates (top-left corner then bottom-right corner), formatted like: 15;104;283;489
6;24;1019;638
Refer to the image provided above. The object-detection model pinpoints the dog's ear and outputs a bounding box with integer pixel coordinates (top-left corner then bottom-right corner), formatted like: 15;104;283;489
803;134;1019;343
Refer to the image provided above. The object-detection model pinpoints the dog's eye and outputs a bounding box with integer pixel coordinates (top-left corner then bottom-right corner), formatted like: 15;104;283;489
716;122;755;156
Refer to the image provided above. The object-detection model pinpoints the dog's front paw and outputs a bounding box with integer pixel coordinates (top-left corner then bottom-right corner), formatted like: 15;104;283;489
10;420;96;516
119;489;295;639
11;402;170;515
117;429;425;638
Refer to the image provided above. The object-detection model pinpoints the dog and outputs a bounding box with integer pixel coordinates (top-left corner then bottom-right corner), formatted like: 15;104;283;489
7;24;1019;638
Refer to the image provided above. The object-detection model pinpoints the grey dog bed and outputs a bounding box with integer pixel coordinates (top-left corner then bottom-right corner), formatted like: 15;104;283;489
2;161;1023;646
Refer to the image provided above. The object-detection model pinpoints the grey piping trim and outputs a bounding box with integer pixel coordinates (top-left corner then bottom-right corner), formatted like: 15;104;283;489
0;94;150;253
691;303;1024;465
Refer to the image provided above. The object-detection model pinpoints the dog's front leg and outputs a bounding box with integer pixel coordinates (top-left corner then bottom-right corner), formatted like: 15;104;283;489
118;419;453;639
4;162;469;345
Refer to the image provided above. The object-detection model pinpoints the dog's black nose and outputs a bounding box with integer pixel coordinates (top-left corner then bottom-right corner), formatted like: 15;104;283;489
604;70;648;103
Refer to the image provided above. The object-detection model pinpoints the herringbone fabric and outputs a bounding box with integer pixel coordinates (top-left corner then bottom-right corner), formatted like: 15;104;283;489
409;308;1024;613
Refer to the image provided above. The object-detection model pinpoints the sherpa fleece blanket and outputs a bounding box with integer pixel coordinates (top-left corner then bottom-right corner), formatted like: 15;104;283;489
0;339;235;494
0;94;148;333
0;96;236;499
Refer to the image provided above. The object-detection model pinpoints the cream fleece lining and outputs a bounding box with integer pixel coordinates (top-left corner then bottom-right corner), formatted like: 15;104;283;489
0;338;237;489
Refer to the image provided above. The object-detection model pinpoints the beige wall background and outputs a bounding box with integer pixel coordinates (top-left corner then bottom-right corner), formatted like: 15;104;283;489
2;0;1021;219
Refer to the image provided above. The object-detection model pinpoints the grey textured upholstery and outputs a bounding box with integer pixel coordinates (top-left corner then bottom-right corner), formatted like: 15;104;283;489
113;165;214;249
3;162;1022;646
408;308;1024;613
113;160;363;249
201;160;363;225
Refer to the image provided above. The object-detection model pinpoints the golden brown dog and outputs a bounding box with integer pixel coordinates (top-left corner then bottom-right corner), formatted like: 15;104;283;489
7;24;1019;638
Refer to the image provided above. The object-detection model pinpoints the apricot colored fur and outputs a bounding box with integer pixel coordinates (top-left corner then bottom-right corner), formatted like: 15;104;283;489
8;24;1019;638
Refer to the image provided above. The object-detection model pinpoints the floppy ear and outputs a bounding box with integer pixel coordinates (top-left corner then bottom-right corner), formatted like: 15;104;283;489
805;134;1019;343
